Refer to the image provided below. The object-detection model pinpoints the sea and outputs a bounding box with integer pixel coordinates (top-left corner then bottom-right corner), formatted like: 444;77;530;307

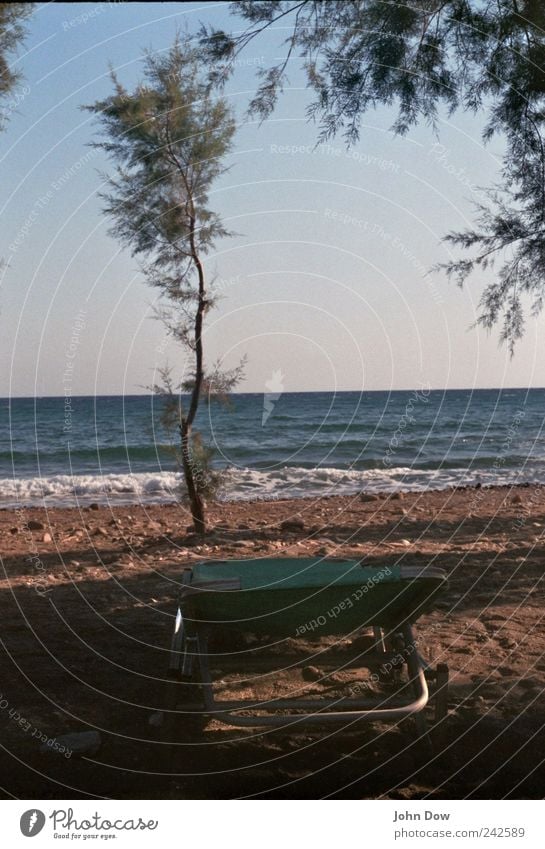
0;389;544;509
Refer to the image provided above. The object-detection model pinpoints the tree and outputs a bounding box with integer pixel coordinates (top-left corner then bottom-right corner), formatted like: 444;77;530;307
0;2;33;132
86;39;241;534
202;1;545;349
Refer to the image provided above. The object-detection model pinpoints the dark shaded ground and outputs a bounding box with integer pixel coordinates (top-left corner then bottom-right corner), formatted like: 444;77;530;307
1;486;545;798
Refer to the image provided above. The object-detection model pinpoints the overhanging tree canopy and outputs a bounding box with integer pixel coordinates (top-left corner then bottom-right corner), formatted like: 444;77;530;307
202;1;545;350
0;2;33;132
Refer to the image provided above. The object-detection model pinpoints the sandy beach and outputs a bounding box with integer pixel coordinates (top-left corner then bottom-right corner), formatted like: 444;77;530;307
1;483;545;799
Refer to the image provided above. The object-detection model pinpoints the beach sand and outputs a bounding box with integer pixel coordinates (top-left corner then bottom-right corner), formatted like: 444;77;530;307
1;484;545;799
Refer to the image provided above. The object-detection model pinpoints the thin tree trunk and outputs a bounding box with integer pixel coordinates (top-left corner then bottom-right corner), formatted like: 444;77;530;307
180;419;206;535
182;210;207;534
161;136;209;534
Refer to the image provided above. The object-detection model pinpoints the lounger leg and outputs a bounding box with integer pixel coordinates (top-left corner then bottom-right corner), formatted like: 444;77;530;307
163;607;186;746
164;609;209;798
169;629;207;729
403;625;432;754
373;626;386;653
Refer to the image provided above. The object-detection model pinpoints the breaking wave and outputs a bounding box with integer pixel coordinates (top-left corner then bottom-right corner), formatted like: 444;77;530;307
0;463;541;509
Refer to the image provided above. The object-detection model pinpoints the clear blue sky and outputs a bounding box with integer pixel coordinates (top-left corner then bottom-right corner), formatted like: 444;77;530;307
1;1;543;397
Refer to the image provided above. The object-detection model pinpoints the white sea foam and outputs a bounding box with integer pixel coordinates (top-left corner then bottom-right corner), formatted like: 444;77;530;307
0;464;540;509
0;471;181;508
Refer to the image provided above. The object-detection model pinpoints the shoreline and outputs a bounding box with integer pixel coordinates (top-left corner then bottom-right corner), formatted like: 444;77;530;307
2;482;544;583
1;478;544;513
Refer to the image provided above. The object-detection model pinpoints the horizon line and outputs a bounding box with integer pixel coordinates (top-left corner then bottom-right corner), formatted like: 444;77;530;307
2;386;544;400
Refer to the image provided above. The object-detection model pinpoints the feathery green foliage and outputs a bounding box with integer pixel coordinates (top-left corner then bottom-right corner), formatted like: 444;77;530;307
202;1;545;350
87;39;239;532
0;2;33;132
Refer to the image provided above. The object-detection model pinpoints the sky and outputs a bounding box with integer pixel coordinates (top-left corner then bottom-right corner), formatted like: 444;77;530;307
0;1;543;397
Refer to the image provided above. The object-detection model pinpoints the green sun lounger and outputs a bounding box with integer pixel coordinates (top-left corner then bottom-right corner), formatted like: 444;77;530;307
166;557;449;742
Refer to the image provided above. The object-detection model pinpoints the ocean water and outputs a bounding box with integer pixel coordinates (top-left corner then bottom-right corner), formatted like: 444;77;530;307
0;389;544;508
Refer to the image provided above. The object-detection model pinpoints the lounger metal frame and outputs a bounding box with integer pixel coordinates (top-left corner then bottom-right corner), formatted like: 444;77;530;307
166;565;449;739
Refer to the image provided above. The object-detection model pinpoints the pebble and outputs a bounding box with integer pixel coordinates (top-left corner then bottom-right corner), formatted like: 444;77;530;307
360;493;379;503
516;677;540;691
93;526;109;538
280;517;305;532
40;730;102;757
302;666;322;682
42;532;52;543
27;520;44;531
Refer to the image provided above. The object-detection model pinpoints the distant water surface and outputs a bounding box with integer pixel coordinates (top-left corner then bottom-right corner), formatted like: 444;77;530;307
0;389;543;507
